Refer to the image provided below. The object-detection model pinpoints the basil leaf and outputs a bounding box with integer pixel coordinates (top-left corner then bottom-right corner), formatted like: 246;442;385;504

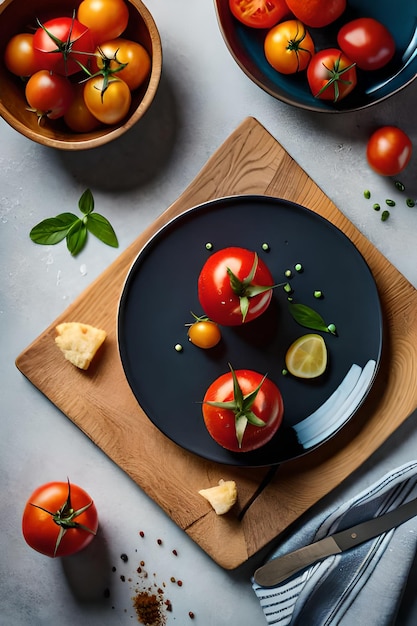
29;213;78;245
288;302;330;333
86;212;119;247
78;188;94;215
66;220;87;256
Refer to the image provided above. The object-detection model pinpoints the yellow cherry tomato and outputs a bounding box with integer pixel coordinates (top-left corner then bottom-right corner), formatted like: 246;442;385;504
188;319;221;349
83;75;131;125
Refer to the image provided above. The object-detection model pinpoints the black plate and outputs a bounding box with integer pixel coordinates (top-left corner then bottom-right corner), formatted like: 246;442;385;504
118;196;382;467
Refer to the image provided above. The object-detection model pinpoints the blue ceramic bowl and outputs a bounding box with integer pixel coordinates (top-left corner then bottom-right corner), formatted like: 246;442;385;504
214;0;417;112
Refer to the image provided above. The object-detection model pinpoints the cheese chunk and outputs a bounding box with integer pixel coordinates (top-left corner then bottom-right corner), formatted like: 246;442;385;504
198;479;237;515
55;322;106;370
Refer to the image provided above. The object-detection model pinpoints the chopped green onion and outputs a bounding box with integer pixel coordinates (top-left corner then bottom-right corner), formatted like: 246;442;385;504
381;210;390;222
406;198;416;208
373;203;380;211
395;181;405;192
364;190;371;199
385;199;395;207
261;242;270;251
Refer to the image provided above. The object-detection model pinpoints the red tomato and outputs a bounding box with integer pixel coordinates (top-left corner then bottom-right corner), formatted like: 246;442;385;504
4;33;41;77
33;16;95;76
366;126;412;177
25;70;74;120
285;0;346;28
94;38;151;91
264;20;315;75
307;48;357;102
337;18;395;71
229;0;290;29
83;75;131;124
77;0;129;44
202;366;284;452
64;84;102;132
198;247;275;326
22;480;98;557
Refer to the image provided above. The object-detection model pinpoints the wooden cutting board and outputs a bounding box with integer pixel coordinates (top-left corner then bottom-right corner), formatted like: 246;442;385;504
16;117;417;569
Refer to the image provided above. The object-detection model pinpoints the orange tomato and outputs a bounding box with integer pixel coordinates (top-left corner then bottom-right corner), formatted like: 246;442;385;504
264;20;315;74
64;84;102;133
83;75;131;124
285;0;346;28
94;38;151;91
77;0;129;44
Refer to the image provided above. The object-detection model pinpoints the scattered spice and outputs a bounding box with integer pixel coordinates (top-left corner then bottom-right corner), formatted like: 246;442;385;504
139;530;145;537
261;242;270;251
174;344;183;352
189;611;195;619
157;538;163;545
132;592;164;625
177;580;183;587
172;549;178;556
205;242;213;250
121;553;129;562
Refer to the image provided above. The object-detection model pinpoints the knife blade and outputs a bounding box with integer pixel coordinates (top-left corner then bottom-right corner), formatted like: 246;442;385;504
254;495;417;588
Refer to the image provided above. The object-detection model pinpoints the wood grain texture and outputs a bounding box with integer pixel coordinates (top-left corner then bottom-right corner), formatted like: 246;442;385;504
16;117;417;569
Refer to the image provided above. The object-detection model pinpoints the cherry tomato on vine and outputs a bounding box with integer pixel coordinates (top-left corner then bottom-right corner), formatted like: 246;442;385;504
229;0;290;29
187;315;222;349
83;75;131;124
202;366;284;452
366;126;412;177
337;18;395;71
77;0;129;44
307;48;357;102
264;20;315;75
64;84;101;133
94;38;151;91
285;0;346;28
4;33;41;77
198;247;275;326
33;17;95;76
25;70;74;120
22;480;98;557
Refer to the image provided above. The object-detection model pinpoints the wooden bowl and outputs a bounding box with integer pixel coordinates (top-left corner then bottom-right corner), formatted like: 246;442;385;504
0;0;162;149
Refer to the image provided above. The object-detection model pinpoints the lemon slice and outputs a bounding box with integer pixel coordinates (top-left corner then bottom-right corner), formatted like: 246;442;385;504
285;333;327;379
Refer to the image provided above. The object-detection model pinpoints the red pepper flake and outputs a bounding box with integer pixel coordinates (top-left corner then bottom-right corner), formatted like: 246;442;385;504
140;560;145;567
157;538;162;545
139;530;145;537
165;599;173;612
172;549;178;556
177;580;183;587
189;611;195;619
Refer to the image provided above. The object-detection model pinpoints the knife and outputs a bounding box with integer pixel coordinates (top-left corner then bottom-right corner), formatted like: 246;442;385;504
254;495;417;587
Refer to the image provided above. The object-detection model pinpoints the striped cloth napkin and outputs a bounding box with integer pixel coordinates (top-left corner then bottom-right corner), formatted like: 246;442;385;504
252;461;417;625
